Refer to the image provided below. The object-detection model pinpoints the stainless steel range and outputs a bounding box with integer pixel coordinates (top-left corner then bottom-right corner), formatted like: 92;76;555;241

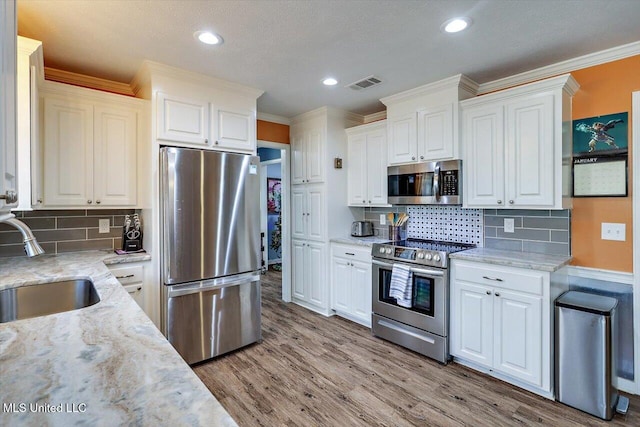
371;239;475;364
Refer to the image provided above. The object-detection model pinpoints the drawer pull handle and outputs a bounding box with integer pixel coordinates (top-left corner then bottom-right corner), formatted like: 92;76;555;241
486;290;491;295
482;276;503;282
495;292;501;297
345;252;355;256
116;274;135;279
128;286;142;293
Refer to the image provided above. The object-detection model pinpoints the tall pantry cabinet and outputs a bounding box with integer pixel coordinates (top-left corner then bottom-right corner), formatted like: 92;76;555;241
290;107;361;315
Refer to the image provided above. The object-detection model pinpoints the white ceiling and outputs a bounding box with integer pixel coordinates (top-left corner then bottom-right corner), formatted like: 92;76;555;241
17;0;640;119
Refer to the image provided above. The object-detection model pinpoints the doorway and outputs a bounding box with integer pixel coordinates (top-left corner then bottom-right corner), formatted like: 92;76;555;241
258;141;291;302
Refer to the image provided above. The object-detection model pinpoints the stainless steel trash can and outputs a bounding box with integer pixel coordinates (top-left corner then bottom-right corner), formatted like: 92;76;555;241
555;291;628;420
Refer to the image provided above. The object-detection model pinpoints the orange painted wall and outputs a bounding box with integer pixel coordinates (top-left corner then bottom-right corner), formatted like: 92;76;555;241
570;55;640;272
257;120;290;144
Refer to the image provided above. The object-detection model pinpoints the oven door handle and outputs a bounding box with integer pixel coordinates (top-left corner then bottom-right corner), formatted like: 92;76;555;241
371;259;444;277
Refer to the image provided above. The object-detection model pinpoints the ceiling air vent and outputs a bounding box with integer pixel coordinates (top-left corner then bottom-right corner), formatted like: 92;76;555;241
347;75;382;91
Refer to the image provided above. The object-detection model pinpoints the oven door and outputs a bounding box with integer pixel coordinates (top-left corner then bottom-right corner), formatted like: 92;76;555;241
371;258;448;336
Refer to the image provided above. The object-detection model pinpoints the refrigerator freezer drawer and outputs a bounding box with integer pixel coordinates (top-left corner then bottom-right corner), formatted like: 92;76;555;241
167;275;261;364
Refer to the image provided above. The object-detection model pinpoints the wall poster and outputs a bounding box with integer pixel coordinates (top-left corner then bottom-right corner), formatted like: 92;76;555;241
572;112;628;197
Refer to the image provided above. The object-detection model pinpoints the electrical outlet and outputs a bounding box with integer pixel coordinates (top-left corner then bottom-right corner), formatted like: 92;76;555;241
99;218;110;234
504;218;515;233
380;214;386;225
601;222;625;241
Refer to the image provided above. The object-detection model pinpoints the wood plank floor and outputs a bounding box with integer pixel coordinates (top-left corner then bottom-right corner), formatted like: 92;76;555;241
193;269;640;426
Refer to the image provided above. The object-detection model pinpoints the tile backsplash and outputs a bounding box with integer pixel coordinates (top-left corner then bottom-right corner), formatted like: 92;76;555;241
483;209;571;256
0;209;136;257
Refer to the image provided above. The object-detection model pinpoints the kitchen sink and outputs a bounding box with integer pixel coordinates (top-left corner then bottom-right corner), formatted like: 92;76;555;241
0;279;100;323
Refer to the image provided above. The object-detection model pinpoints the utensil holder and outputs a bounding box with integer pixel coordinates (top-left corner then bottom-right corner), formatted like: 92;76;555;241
388;225;407;241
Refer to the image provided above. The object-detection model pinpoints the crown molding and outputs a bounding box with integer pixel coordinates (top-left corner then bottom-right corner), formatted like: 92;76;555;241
44;67;135;97
345;118;386;134
17;36;44;84
291;106;363;125
136;60;264;99
363;111;386;123
380;74;479;106
257;112;290;126
461;74;579;107
40;79;147;107
477;40;640;95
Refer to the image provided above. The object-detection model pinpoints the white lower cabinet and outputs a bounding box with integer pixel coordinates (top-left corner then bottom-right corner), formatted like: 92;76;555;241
330;243;372;327
108;263;147;314
450;259;560;398
292;240;328;314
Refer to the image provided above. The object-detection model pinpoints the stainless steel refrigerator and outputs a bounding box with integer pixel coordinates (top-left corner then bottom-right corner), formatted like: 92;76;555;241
160;146;262;364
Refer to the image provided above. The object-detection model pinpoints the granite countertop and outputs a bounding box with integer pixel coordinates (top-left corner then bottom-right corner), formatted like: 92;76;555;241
449;247;571;272
330;236;390;247
0;251;236;427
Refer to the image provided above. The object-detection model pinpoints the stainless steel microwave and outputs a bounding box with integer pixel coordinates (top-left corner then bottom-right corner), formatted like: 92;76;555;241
387;160;462;205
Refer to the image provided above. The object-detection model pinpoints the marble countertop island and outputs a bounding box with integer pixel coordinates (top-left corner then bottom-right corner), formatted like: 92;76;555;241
449;247;571;272
0;251;236;427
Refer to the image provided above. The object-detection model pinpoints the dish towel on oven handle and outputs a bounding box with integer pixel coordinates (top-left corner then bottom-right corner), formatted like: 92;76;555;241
389;263;413;308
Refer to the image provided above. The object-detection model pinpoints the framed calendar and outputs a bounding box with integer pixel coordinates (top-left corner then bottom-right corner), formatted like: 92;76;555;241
573;155;627;197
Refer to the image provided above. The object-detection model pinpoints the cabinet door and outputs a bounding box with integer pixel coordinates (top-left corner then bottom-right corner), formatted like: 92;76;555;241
306;185;325;241
463;104;505;207
306;127;324;183
331;256;351;312
43;98;94;206
0;0;16;211
157;92;208;145
291;132;306;184
351;259;372;326
451;281;493;368
93;105;137;206
505;94;554;207
347;133;367;206
417;103;453;161
211;105;254;153
493;289;543;386
307;242;326;309
366;128;388;205
292;240;306;301
291;187;306;240
387;113;416;164
124;283;145;310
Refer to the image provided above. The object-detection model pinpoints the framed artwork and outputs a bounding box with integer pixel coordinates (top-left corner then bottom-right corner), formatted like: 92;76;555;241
573;112;628;155
267;178;281;214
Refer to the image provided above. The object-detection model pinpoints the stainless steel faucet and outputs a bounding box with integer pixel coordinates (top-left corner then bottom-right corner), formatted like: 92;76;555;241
0;213;44;257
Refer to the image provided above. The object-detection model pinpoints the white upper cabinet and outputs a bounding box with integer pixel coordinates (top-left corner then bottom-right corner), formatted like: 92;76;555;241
462;74;579;210
346;120;388;206
0;0;17;212
157;92;208;145
42;82;145;208
291;121;325;184
210;105;254;153
157;88;258;155
381;75;477;165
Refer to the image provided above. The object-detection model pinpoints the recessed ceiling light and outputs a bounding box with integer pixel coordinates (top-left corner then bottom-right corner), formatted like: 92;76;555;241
322;77;338;86
442;17;471;33
194;30;223;45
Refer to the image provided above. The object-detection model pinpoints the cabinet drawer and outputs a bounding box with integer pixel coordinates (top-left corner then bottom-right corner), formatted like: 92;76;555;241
331;243;371;263
109;265;144;285
454;261;544;296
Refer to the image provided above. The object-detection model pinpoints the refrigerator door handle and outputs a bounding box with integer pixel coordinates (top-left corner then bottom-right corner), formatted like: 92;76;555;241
167;272;261;298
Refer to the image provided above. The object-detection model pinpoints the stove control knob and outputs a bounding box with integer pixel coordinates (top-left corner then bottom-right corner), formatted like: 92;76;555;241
425;253;433;261
433;254;441;262
385;248;392;255
417;252;425;259
379;247;385;254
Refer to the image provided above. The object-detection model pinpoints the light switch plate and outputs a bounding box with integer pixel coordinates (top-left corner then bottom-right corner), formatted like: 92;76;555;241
99;218;110;234
504;218;515;233
601;222;625;241
380;214;386;225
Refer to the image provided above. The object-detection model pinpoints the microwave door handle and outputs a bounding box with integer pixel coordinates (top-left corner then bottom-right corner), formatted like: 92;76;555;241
434;162;440;201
